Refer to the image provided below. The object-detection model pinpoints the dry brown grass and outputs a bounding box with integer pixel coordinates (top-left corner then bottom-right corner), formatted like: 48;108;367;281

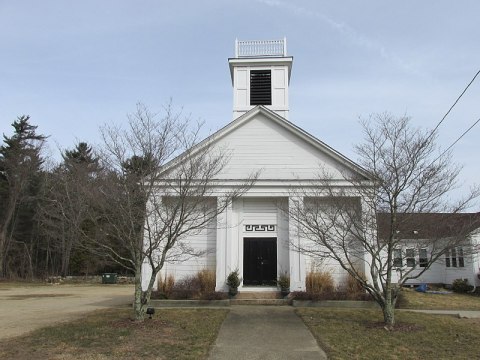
197;269;216;293
0;280;48;290
343;272;363;291
399;288;480;310
158;274;175;298
154;269;217;300
0;308;228;360
6;293;73;300
298;307;480;359
306;271;334;294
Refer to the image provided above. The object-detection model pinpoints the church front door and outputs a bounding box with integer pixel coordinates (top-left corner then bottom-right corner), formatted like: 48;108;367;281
243;237;277;286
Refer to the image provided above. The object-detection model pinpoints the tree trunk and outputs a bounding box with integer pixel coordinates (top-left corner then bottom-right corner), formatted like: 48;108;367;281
133;260;160;322
62;237;73;277
133;269;145;321
0;223;11;278
0;227;13;278
0;243;5;278
0;192;20;278
382;301;395;328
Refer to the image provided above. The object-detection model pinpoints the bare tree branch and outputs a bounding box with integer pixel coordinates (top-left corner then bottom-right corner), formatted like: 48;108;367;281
290;113;480;328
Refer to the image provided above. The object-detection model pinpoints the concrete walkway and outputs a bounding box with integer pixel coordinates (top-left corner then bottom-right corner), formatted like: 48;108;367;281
400;309;480;318
209;305;327;360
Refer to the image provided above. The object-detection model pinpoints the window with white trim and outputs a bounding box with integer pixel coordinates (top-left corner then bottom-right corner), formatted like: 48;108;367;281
445;247;465;268
458;247;465;267
393;249;403;267
406;248;415;267
419;248;428;268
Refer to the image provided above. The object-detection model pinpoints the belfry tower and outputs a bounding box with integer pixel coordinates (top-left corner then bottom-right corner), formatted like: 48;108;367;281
229;38;293;119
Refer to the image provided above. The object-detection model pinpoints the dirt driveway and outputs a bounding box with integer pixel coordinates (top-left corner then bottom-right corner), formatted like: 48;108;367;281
0;283;133;339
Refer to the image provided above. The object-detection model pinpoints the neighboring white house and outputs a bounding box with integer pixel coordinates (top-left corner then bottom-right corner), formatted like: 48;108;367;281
141;39;480;293
141;39;371;292
378;213;480;288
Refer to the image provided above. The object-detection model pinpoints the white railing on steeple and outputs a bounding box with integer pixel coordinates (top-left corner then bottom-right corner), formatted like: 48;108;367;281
235;38;287;58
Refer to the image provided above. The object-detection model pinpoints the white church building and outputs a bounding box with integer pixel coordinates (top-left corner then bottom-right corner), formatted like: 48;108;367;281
141;39;373;293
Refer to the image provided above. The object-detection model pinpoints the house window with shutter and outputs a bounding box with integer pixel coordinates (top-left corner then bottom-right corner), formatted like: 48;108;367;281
458;247;464;267
451;248;457;267
250;70;272;105
419;248;428;267
393;249;403;267
406;248;415;267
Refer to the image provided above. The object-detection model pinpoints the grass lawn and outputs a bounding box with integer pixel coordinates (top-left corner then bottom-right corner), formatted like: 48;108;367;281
0;308;228;360
297;307;480;360
399;288;480;310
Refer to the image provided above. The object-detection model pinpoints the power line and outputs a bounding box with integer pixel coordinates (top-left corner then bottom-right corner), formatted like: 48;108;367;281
433;117;480;163
425;69;480;164
431;70;480;134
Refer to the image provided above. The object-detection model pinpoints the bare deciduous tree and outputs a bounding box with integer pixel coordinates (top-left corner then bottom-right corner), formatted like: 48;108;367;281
290;113;479;328
81;103;256;320
37;142;101;276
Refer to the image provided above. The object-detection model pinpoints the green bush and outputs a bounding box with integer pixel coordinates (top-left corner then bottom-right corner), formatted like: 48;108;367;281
452;278;473;293
226;269;241;296
277;272;290;290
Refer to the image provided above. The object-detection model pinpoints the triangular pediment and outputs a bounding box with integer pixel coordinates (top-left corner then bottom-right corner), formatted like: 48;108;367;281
164;106;369;182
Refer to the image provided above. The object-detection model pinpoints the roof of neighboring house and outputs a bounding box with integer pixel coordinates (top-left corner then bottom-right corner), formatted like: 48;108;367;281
377;212;480;240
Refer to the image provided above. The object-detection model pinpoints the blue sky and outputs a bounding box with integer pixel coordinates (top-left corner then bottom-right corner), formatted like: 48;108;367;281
1;1;479;199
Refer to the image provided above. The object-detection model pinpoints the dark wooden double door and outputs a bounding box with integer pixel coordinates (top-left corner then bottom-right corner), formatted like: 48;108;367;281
243;237;277;286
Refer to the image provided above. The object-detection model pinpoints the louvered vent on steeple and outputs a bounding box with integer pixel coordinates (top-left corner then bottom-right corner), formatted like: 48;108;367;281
250;70;272;105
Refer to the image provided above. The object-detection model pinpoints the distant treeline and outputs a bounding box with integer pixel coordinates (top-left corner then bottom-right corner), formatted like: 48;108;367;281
0;116;131;279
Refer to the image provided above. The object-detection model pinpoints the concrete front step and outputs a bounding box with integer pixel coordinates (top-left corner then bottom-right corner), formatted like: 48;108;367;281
148;298;290;307
230;299;290;306
235;291;283;299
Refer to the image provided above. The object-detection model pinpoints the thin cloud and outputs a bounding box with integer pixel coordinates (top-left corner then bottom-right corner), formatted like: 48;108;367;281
255;0;418;75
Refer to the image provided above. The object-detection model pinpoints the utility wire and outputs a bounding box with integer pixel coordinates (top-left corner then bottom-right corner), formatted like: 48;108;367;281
433;117;480;163
426;69;480;164
431;70;480;134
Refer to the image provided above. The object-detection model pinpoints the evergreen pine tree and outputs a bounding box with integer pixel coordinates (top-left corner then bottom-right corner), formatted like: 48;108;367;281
0;116;46;277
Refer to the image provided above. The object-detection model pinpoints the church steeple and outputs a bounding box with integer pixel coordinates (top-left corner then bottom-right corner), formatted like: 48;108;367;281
229;38;293;119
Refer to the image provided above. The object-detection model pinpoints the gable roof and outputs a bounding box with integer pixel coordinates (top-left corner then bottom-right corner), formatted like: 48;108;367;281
377;212;480;240
163;105;371;180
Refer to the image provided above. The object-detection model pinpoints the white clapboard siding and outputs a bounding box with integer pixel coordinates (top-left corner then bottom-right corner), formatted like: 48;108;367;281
397;261;446;285
161;217;216;282
242;198;278;225
444;260;473;285
214;113;350;180
305;254;349;288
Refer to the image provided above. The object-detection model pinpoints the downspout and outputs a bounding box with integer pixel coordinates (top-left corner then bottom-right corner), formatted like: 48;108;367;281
469;233;479;293
468;244;479;292
469;267;479;293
